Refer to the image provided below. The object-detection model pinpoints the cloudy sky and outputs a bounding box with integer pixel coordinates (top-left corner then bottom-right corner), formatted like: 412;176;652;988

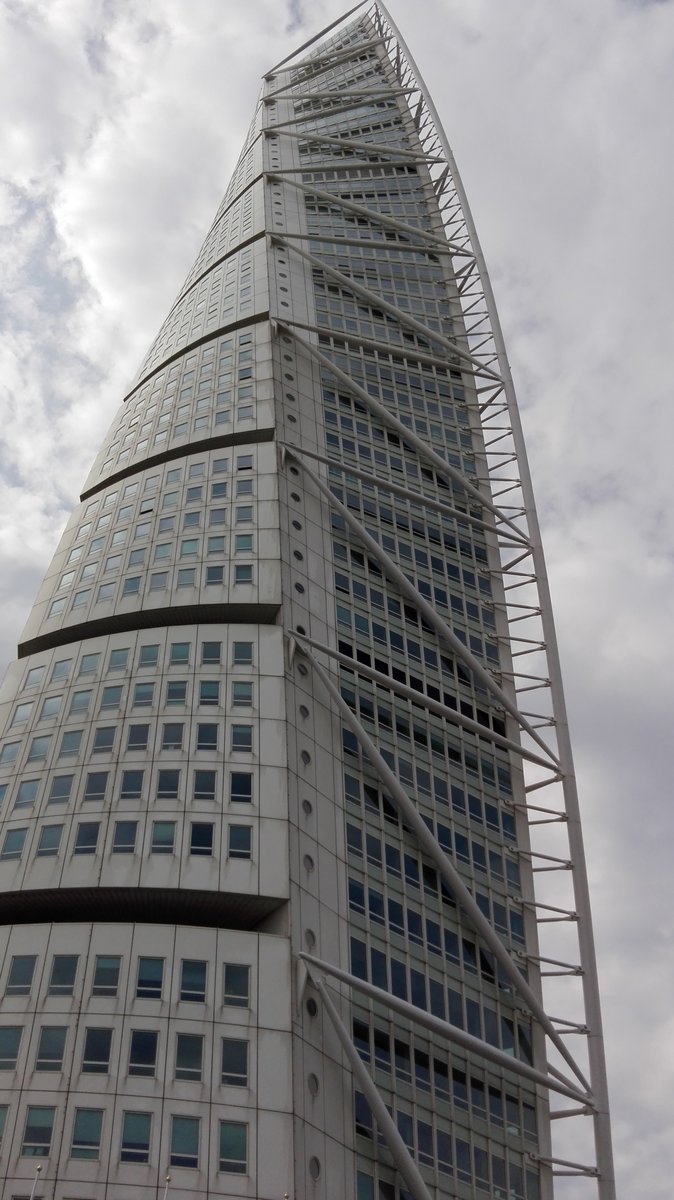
1;0;672;1192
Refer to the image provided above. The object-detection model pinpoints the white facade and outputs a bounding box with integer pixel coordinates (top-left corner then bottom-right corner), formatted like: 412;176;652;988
0;7;613;1200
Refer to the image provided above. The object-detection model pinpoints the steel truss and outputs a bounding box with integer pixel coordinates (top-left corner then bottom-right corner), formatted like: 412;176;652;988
264;6;614;1198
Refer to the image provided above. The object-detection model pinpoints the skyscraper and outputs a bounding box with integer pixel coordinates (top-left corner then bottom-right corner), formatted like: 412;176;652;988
0;4;613;1199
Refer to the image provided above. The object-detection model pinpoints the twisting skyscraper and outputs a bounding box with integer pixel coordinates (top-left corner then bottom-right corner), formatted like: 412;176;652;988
0;5;613;1199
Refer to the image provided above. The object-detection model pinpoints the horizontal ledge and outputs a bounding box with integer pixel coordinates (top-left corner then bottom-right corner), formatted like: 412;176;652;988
80;425;275;502
0;886;286;931
18;602;281;659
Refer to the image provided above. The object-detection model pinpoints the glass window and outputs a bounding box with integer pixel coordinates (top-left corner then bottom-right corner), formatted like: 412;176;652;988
223;963;250;1007
69;689;91;714
81;1027;112;1073
122;576;141;596
170;1115;199;1168
180;538;199;557
21;1106;55;1156
74;822;99;854
234;564;253;584
209;507;226;526
97;582;115;601
92;955;120;997
228;825;252;860
201;641;221;664
236;477;253;496
0;1026;22;1069
40;695;62;720
27;734;50;761
190;823;213;856
194;770;216;801
221;1038;248;1086
237;454;253;470
207;535;225;553
83;771;108;801
0;1104;7;1143
71;1108;103;1159
120;769;143;800
175;1033;203;1081
6;955;36;996
37;823;63;855
133;682;154;707
15;779;39;808
206;565;224;585
199;680;219;706
92;726;115;752
127;724;149;751
49;775;73;803
157;769;180;800
231;681;253;706
170;642;190;665
219;1120;247;1173
48;598;66;617
235;533;253;551
48;955;78;996
100;685;122;709
36;1025;67;1070
1;827;27;859
129;1029;158;1076
138;644;159;666
151;822;175;854
177;568;196;587
180;960;207;1003
233;641;253;665
162;723;184;750
196;723;218;751
0;741;20;765
136;958;164;999
231;725;252;752
24;666;45;689
121;1110;151;1163
51;658;72;682
113;820;137;853
230;772;252;804
108;648;129;672
149;570;168;590
166;681;187;705
59;729;82;757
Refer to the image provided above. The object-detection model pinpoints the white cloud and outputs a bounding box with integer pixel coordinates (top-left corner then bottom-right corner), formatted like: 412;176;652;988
0;0;672;1194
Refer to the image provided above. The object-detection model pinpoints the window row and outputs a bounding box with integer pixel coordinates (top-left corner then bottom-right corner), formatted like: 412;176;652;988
48;565;256;614
1;721;256;768
0;1104;247;1172
0;819;253;862
0;953;249;1005
0;1024;249;1085
15;680;254;725
0;768;254;811
21;639;254;692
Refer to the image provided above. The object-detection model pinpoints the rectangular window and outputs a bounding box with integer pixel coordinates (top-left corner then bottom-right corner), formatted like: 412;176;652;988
22;1106;55;1156
231;725;252;752
27;735;50;761
170;1115;199;1168
48;955;78;996
170;643;190;665
157;770;180;800
136;958;164;999
234;564;253;584
108;648;129;671
193;770;216;801
0;1026;22;1069
180;960;206;1003
59;729;82;757
177;568;196;587
36;1026;67;1070
221;1038;248;1086
129;1030;158;1076
100;685;122;709
233;641;253;665
6;956;36;996
82;1027;112;1073
175;1033;203;1081
49;775;73;804
92;955;120;997
121;1111;152;1163
234;533;253;552
196;723;218;751
83;771;108;802
113;820;137;853
37;823;63;856
74;822;100;854
201;641;221;665
151;821;176;854
0;741;20;764
223;963;250;1007
138;644;159;667
120;769;143;800
228;825;252;860
230;772;252;803
231;681;253;706
190;823;213;856
71;1108;103;1160
127;724;149;751
166;681;187;705
219;1120;247;1173
1;828;27;860
133;683;154;707
161;723;184;750
92;726;115;753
